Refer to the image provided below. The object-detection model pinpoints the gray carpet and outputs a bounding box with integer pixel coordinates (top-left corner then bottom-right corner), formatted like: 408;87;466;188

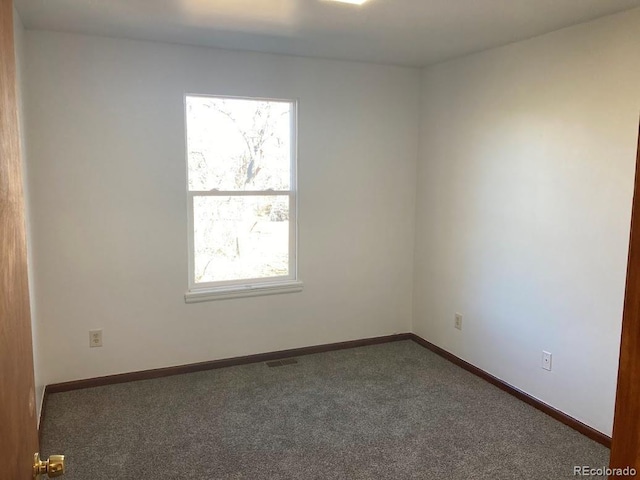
41;341;609;479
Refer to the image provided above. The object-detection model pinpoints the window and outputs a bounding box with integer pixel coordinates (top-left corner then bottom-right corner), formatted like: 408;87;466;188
184;95;302;302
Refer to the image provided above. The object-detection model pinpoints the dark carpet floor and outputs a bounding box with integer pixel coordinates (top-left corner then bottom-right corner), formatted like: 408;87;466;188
41;341;609;479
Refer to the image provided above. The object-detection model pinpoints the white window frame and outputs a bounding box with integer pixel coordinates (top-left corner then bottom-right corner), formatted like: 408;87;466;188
184;94;302;303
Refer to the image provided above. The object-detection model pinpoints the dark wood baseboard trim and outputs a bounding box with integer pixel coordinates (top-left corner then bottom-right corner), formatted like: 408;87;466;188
45;333;412;394
408;333;611;448
42;331;611;448
38;387;49;443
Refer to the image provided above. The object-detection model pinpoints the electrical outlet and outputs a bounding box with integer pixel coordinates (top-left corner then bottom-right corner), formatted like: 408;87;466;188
542;351;552;371
89;329;103;348
454;313;463;330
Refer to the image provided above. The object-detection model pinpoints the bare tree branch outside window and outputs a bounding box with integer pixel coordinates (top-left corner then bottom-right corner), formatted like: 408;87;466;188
186;96;293;285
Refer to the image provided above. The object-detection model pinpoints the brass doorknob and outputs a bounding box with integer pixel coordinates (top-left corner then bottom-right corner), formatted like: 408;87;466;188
33;453;65;479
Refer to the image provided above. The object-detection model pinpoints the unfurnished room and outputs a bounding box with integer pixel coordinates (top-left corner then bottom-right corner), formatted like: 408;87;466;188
2;0;640;479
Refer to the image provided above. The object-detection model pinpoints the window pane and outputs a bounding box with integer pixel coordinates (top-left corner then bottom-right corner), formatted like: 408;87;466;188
193;195;290;284
186;96;292;192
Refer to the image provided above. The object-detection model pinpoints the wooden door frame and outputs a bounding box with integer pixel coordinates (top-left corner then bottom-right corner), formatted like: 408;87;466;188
610;121;640;477
0;0;40;478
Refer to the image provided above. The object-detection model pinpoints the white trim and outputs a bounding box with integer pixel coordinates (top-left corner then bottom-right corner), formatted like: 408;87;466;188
290;100;299;281
186;93;295;104
185;280;304;303
185;95;299;299
190;190;292;196
193;271;295;290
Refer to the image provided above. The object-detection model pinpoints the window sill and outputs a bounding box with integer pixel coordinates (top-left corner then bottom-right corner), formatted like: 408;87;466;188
184;280;304;303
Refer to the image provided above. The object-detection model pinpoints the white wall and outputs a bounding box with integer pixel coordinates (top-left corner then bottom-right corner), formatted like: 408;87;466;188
23;7;639;438
24;31;420;386
13;8;44;425
414;8;640;435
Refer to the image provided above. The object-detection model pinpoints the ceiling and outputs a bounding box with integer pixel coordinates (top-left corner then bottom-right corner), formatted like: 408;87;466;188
14;0;640;67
